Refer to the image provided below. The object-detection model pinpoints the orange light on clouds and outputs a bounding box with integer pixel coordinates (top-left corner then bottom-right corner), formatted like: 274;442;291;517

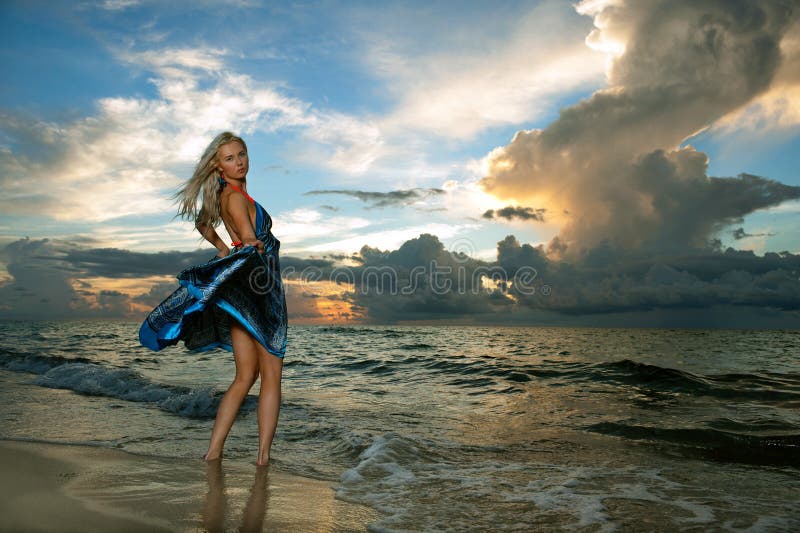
70;275;175;315
67;274;368;324
284;277;366;325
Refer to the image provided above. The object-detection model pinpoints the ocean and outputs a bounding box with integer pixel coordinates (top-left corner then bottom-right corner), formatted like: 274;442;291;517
1;321;798;531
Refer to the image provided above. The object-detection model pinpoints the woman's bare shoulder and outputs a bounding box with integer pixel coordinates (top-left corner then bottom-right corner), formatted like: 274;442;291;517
219;188;256;232
219;187;248;208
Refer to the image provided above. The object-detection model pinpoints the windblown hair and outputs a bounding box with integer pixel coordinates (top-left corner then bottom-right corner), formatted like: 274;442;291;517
173;131;248;228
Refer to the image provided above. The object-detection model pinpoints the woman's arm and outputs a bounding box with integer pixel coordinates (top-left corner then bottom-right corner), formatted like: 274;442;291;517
195;221;231;258
221;193;264;254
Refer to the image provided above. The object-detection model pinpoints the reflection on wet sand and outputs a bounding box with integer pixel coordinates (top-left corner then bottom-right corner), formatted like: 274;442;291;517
199;457;381;532
0;439;378;532
203;459;272;533
202;458;226;533
241;466;271;532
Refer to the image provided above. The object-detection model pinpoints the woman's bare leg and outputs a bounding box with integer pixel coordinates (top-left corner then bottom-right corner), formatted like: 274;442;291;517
256;346;283;466
204;320;259;461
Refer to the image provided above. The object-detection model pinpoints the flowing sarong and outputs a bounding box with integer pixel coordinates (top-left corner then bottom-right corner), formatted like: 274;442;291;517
139;195;287;358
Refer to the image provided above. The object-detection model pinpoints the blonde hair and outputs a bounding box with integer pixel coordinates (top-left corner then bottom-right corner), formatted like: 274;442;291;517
173;131;248;228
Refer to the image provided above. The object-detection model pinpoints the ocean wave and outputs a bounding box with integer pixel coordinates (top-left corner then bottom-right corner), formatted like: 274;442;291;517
339;432;421;489
317;325;370;334
586;421;800;467
322;349;800;401
0;348;93;374
0;347;260;419
309;346;800;403
16;359;255;419
397;343;436;350
587;360;800;401
316;326;412;337
66;333;121;340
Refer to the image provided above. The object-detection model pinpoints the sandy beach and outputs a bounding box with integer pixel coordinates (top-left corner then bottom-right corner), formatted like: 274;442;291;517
0;439;377;532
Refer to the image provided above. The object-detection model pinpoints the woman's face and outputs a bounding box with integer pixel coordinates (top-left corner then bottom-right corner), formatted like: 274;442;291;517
216;141;249;179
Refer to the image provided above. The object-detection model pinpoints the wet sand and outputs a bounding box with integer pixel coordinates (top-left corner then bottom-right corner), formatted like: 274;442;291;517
0;439;377;532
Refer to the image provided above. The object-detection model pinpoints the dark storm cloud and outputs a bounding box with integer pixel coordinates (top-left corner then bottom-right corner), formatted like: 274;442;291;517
345;234;517;321
533;243;800;318
96;290;135;315
482;205;547;222
480;0;800;259
131;280;181;309
2;233;798;326
61;248;217;277
0;238;95;319
314;252;361;262
49;245;341;280
732;227;776;240
0;236;348;319
279;255;337;274
323;233;800;327
304;187;445;209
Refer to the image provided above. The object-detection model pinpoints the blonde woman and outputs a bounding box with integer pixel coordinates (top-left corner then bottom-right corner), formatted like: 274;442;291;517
139;132;288;467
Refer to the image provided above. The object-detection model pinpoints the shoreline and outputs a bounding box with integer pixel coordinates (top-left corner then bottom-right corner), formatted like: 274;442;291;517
0;438;377;532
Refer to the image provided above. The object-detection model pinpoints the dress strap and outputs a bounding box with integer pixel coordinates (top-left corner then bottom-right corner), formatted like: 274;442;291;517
218;176;255;204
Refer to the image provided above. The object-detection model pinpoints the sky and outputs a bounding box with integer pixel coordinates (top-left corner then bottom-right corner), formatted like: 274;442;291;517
0;0;799;327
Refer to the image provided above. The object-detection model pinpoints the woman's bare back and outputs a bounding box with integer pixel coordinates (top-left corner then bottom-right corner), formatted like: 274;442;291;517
219;185;257;245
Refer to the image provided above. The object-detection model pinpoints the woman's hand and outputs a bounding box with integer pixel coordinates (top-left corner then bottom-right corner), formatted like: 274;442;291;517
243;239;265;254
197;220;230;257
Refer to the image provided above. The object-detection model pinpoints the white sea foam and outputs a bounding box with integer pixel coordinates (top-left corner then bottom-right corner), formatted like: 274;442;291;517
500;466;613;531
337;433;615;531
33;362;222;418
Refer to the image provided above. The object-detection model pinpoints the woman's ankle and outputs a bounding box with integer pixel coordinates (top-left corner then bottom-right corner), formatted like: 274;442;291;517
256;451;270;466
204;449;222;461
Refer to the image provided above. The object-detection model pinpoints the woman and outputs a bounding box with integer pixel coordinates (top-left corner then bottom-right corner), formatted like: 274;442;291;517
139;132;288;467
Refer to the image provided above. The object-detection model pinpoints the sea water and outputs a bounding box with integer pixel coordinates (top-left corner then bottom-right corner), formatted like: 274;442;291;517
1;321;798;531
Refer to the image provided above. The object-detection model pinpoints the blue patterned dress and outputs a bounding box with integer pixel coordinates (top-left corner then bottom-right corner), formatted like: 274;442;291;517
139;179;288;358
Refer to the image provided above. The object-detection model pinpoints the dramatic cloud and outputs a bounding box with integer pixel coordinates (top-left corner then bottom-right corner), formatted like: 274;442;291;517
0;238;118;319
0;237;345;320
2;1;797;327
304;187;445;209
336;234;516;322
131;280;186;309
0;45;382;224
483;206;547;222
712;16;800;134
480;0;800;260
61;247;216;278
2;232;797;327
294;233;800;328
